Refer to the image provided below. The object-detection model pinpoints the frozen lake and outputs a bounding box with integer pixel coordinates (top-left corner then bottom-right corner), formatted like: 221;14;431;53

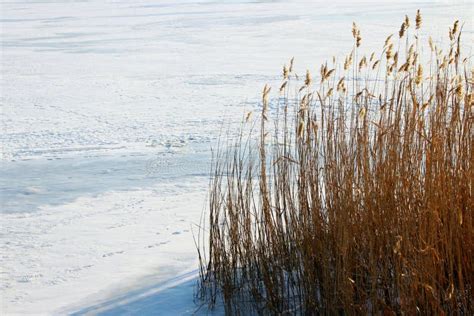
1;0;472;314
1;145;211;214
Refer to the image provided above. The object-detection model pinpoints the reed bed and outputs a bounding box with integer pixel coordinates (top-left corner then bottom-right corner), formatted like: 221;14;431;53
198;12;473;314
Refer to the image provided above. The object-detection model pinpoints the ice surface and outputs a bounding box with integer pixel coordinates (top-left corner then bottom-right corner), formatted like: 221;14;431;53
1;0;472;314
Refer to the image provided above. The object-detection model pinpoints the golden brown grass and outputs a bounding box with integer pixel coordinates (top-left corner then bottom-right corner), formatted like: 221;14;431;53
198;11;473;314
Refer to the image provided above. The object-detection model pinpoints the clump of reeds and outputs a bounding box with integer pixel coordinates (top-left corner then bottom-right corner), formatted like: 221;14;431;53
198;11;473;314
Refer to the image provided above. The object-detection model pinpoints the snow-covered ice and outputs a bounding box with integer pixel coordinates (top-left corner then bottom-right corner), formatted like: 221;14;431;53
1;0;472;314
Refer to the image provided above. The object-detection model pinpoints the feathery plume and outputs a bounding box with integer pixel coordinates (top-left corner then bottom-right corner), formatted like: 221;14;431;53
283;65;289;80
415;64;423;85
305;70;312;86
405;15;410;28
399;22;407;38
415;10;422;29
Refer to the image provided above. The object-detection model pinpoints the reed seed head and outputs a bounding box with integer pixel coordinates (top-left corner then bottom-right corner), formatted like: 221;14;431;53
386;43;393;60
337;77;346;93
429;36;434;51
344;50;354;70
352;22;362;47
416;64;423;85
416;9;422;29
399;22;407;38
262;84;270;111
384;34;393;47
305;70;312;86
283;65;289;79
453;20;459;35
352;22;358;38
393;52;399;66
372;60;380;70
359;56;367;70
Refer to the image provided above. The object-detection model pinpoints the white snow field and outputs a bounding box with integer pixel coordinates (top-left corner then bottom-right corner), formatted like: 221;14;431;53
1;0;472;314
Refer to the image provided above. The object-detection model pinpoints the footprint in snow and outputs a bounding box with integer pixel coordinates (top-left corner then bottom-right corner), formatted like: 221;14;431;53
145;241;169;248
102;250;124;258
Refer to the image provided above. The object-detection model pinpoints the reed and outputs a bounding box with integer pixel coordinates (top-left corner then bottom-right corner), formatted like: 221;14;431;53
198;11;473;314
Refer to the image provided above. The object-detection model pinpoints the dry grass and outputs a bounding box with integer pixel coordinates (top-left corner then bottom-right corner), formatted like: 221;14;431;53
198;12;473;314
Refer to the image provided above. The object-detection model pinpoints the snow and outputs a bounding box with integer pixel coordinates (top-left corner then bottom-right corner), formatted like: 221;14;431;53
1;0;472;315
1;178;207;314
